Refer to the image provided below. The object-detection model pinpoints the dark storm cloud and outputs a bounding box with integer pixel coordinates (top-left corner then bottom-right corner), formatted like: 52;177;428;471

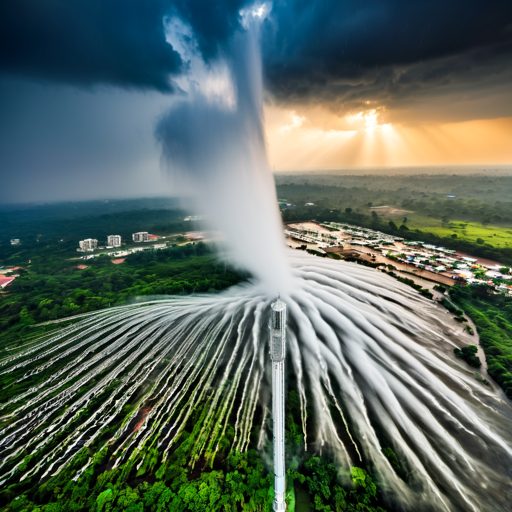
0;0;248;91
171;0;248;59
262;0;512;116
1;0;511;104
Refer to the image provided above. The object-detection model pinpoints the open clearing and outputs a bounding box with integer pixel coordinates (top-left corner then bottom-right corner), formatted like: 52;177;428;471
379;211;512;248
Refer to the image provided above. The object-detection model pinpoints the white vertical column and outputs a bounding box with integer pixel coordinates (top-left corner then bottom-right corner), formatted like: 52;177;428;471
270;299;287;512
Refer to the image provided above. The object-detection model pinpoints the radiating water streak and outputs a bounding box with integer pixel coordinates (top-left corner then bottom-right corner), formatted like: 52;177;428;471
191;306;244;459
153;305;241;462
0;307;165;422
329;283;506;447
207;301;255;461
297;267;430;333
126;310;225;460
0;255;511;511
0;311;169;448
234;301;266;452
286;331;308;449
285;297;351;463
292;290;504;510
303;276;511;458
302;275;459;382
109;332;192;469
43;319;183;474
45;318;181;479
297;290;364;462
0;306;139;377
1;310;169;417
3;319;174;482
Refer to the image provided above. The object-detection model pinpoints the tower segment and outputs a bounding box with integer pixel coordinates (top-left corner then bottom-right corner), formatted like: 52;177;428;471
270;299;287;511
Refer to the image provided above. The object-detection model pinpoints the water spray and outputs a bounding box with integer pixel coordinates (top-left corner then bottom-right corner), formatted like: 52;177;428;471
270;298;287;511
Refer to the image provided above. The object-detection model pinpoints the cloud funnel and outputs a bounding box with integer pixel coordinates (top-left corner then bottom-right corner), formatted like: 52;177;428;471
156;13;292;294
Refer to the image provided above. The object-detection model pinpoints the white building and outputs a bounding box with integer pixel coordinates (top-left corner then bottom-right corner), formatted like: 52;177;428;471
10;238;20;246
132;232;149;243
107;234;122;247
78;239;98;252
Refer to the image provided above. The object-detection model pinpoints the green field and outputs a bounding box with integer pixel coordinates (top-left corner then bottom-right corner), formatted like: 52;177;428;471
402;215;512;248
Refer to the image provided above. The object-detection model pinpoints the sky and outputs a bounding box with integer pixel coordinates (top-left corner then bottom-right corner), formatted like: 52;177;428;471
0;0;511;203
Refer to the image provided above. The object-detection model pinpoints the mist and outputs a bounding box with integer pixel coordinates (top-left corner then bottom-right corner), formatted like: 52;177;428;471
156;10;291;294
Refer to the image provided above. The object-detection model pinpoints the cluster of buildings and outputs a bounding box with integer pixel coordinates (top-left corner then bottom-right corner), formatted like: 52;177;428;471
285;222;397;249
78;238;99;252
78;236;122;252
384;242;511;292
285;221;512;296
132;232;149;243
132;232;160;243
77;232;162;252
78;235;122;252
74;231;205;262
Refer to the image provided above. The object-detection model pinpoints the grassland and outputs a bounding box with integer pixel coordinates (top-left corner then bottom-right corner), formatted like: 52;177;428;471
389;214;512;249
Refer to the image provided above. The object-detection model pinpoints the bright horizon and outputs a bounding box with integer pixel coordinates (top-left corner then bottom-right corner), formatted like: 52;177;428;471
265;105;512;170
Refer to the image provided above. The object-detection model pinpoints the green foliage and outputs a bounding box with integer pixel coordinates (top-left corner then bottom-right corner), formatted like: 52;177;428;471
453;345;481;368
0;381;394;512
0;198;188;262
1;442;393;512
96;488;114;511
298;458;386;512
451;286;512;398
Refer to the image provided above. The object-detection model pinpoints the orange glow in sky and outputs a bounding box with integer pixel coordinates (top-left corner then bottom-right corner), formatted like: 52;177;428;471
264;105;512;170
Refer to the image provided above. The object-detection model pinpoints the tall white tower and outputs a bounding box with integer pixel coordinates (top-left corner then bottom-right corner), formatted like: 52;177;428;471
270;299;287;511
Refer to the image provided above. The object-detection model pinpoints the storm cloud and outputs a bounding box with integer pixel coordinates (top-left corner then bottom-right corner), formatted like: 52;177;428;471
261;1;512;118
1;1;511;203
0;0;248;91
2;1;511;100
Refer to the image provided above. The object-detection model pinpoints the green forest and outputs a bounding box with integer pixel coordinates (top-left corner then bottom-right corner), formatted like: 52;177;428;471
0;243;242;352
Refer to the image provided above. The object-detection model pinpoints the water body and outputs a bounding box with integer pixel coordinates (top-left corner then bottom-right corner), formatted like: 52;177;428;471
1;253;511;511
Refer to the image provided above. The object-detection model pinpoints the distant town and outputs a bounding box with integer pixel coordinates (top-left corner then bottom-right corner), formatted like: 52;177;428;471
285;221;512;296
1;229;206;290
75;230;206;262
3;220;511;297
78;232;161;253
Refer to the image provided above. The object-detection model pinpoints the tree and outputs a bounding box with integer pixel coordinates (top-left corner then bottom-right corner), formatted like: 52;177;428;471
388;221;398;231
96;488;113;512
19;306;34;326
454;345;481;368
